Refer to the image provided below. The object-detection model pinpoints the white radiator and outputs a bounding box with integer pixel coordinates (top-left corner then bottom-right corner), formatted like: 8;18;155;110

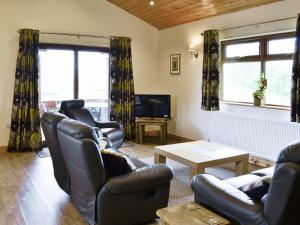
207;112;300;161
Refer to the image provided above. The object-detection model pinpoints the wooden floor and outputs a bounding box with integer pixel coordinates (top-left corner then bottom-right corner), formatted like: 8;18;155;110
0;136;261;225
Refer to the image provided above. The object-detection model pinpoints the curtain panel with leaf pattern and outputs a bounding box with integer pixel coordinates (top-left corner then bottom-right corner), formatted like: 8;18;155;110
291;14;300;122
110;37;135;139
8;29;42;152
201;29;220;111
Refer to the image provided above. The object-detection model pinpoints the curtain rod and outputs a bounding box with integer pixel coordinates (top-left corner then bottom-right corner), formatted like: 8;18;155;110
201;16;297;36
16;30;131;40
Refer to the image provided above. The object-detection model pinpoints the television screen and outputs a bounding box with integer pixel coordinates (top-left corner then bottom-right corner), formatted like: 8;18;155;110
134;94;171;118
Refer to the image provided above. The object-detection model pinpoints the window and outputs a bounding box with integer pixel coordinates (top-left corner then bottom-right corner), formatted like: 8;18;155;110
39;44;110;121
221;32;295;107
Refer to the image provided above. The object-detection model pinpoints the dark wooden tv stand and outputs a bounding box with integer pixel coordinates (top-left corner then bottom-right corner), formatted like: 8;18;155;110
135;118;168;144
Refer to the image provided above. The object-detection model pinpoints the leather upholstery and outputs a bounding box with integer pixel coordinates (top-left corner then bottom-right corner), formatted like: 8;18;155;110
264;163;300;225
58;119;106;224
192;174;268;225
60;99;85;114
54;114;173;225
56;116;99;143
41;112;70;194
251;167;275;177
60;99;124;149
226;174;262;190
276;140;300;165
192;141;300;225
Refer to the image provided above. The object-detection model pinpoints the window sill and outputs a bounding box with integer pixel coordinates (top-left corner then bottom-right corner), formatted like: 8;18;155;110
220;101;290;111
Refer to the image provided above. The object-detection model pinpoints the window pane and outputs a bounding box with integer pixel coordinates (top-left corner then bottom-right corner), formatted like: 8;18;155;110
78;51;109;121
225;42;260;58
268;38;295;55
265;60;292;106
39;49;74;111
223;62;261;103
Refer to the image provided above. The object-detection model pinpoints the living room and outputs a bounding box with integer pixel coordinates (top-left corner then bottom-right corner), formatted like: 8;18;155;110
1;0;300;224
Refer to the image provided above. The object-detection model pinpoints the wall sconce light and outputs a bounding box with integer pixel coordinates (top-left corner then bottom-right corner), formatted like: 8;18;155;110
188;44;199;58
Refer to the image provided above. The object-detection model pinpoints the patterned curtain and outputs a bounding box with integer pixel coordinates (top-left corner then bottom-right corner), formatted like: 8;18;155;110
110;37;135;139
201;29;220;111
291;14;300;122
8;29;42;152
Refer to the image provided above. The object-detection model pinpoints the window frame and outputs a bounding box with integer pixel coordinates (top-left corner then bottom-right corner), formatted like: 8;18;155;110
39;43;110;100
220;32;295;107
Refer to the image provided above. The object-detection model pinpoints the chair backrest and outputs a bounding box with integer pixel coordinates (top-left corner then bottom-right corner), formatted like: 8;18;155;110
60;99;96;127
57;118;105;224
264;141;300;225
41;112;70;194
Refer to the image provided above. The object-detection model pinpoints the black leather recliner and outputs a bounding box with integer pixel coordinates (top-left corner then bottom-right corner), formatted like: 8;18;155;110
41;112;70;194
60;99;124;149
55;115;173;225
191;141;300;225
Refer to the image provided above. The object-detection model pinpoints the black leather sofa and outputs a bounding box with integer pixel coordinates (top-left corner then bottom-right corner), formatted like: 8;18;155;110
41;112;70;194
60;99;124;149
191;141;300;225
41;112;173;225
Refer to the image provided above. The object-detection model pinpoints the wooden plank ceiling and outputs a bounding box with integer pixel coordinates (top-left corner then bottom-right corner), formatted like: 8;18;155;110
107;0;282;29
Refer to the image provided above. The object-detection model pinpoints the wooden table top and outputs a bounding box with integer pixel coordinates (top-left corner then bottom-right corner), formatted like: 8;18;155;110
154;140;249;167
157;202;230;225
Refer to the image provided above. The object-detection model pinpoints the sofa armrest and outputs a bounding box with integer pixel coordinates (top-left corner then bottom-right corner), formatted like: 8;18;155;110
95;121;123;130
191;174;268;225
100;164;173;195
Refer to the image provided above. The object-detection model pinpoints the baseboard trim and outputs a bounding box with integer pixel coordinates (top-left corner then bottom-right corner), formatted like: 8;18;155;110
0;146;7;153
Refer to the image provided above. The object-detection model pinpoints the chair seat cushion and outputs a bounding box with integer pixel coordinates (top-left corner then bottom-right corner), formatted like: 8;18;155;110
226;174;261;189
101;149;136;177
101;128;123;142
128;157;148;169
226;174;269;201
251;167;275;177
106;148;148;169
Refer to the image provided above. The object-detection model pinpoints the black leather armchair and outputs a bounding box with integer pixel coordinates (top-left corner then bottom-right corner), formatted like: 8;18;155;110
41;112;70;194
59;99;124;149
191;141;300;225
56;116;173;225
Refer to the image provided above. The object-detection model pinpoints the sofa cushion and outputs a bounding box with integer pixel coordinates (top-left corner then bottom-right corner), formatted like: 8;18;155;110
251;167;275;177
226;174;261;189
240;179;269;201
226;174;269;201
101;149;136;177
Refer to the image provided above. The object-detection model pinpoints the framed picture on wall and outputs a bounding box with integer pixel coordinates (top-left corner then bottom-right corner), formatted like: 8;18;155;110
170;54;181;75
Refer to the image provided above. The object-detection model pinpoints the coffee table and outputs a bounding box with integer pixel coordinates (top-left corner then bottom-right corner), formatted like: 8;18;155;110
154;140;249;179
157;201;230;225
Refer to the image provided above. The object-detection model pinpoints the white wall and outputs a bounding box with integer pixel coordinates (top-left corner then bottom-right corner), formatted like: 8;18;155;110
0;0;160;146
158;0;300;160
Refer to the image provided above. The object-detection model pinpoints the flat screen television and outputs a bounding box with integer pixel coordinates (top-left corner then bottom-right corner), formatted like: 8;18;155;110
134;94;171;118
